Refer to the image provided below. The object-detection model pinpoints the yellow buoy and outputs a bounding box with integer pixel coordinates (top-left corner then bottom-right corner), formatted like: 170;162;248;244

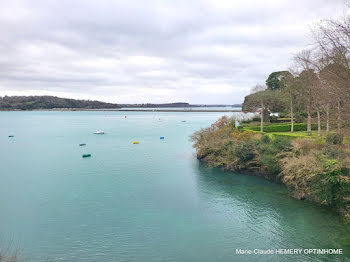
133;141;139;144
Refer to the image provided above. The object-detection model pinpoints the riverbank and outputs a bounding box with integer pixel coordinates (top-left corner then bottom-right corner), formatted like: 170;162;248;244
191;116;350;221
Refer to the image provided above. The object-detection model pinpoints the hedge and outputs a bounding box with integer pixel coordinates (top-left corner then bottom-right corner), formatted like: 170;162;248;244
276;118;292;123
243;123;317;133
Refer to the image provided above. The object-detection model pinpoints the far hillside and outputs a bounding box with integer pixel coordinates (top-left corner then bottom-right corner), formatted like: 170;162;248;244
0;96;242;110
0;96;121;110
120;103;241;108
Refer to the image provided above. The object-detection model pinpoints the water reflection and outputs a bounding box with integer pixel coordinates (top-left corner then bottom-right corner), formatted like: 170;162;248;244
194;162;350;261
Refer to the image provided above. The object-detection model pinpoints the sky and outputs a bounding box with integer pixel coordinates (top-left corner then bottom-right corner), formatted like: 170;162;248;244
0;0;346;104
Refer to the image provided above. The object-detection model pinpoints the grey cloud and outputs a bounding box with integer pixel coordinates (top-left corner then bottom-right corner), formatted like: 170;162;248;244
0;0;346;104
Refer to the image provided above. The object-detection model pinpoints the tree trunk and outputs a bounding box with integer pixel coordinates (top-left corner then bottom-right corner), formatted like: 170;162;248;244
326;103;330;135
337;100;342;133
317;110;321;137
260;99;264;132
307;104;312;136
290;99;294;133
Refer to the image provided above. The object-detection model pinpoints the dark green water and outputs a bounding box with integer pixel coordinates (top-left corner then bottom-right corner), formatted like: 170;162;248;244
0;111;349;261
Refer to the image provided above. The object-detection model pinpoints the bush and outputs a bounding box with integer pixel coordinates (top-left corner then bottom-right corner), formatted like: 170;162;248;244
292;138;319;155
257;136;293;176
261;134;271;144
261;153;281;175
317;160;347;206
233;141;256;163
281;155;323;199
211;116;229;129
230;129;256;141
244;123;317;133
322;146;348;159
271;136;293;151
326;133;344;145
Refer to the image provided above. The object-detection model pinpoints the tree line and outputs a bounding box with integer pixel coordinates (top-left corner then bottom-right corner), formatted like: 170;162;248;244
0;96;240;110
0;96;121;110
243;8;350;136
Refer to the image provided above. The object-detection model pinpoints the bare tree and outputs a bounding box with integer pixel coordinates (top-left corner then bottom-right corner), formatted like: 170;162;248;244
294;50;320;136
283;70;302;133
251;84;267;132
312;15;350;133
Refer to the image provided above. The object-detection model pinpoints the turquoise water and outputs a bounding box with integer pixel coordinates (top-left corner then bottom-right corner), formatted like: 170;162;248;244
0;111;349;262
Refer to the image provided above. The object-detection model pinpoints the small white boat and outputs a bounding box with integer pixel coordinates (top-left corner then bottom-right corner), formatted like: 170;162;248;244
93;130;105;134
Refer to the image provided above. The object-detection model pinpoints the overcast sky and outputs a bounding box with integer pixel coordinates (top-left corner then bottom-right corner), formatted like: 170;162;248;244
0;0;346;104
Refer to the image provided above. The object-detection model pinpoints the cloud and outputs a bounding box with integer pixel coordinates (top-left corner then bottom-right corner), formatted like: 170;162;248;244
0;0;346;104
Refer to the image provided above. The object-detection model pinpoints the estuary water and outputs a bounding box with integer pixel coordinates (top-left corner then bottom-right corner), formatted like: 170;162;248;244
0;111;349;262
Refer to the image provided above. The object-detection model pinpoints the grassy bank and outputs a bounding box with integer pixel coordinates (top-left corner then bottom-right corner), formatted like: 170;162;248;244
191;116;350;221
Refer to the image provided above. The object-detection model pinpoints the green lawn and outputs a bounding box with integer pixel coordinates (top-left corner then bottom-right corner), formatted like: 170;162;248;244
242;124;323;139
270;131;321;138
241;123;349;145
249;130;321;139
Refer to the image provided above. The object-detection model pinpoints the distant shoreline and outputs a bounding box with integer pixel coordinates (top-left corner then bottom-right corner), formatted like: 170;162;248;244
117;109;242;112
0;108;242;113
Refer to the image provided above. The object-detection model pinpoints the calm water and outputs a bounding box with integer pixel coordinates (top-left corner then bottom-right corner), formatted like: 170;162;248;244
0;111;349;262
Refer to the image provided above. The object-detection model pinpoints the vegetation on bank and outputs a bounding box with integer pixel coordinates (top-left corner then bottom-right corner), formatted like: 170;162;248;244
0;96;241;111
191;116;350;220
191;5;350;220
0;96;120;110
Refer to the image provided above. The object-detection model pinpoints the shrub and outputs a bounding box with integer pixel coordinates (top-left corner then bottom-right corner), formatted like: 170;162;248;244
256;136;293;176
281;155;323;199
271;136;293;152
326;133;344;145
261;134;271;144
261;153;281;175
233;141;256;163
230;129;256;141
322;146;348;159
316;160;350;206
315;138;326;146
292;138;319;155
211;116;229;129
